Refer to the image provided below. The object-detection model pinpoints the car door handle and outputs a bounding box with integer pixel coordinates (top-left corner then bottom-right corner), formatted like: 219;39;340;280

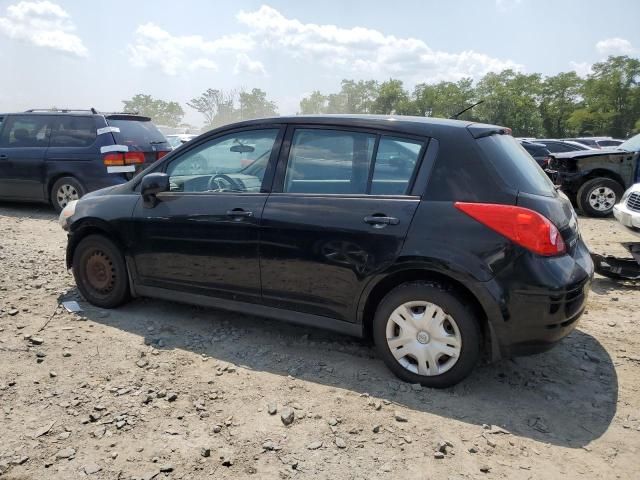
364;215;400;226
0;154;8;160
226;208;253;218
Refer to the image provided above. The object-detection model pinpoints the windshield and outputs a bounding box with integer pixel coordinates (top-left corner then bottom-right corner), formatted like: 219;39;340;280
107;118;168;151
617;133;640;152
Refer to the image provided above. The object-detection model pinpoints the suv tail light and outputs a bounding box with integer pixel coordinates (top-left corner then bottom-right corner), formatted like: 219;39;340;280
103;152;145;166
156;150;170;160
455;202;566;256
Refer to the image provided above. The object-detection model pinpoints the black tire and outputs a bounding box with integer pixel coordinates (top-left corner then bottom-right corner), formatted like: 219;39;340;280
372;281;481;388
72;235;130;308
576;177;624;218
50;176;85;213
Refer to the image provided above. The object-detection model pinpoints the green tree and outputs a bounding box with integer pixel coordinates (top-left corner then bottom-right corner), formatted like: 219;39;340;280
412;78;476;119
539;72;584;137
187;89;237;128
299;90;328;114
238;88;278;120
371;79;409;114
475;70;544;137
573;56;640;137
122;94;184;127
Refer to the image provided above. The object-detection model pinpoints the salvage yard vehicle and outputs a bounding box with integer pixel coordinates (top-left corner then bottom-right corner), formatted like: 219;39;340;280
546;133;640;217
592;183;640;280
0;108;170;212
59;115;594;388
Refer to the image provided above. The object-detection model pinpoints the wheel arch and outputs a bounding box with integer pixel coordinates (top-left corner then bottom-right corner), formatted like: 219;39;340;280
66;218;126;270
359;268;496;359
578;169;625;190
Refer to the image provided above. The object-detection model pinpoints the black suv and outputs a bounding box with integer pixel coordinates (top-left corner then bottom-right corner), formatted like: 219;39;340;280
547;133;640;217
0;109;170;212
60;115;594;387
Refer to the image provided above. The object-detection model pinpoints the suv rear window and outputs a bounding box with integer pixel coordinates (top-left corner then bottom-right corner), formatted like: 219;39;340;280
106;117;168;151
477;134;556;197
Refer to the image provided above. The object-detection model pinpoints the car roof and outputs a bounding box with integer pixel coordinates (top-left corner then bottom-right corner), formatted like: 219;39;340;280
210;114;505;138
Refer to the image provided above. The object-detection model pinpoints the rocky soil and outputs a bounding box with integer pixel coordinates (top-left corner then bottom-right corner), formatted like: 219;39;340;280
0;202;639;479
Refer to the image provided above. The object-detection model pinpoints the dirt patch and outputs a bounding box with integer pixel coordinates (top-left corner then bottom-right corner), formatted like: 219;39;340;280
1;201;639;479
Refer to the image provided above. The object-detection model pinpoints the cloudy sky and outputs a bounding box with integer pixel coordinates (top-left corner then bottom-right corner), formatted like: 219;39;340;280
1;0;639;125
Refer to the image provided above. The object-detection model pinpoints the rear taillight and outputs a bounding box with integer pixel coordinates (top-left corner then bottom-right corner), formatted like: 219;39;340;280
541;156;551;168
157;151;170;160
102;152;145;166
455;202;566;256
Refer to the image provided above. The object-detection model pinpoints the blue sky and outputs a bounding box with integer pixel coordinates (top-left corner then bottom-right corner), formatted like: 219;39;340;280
1;0;639;126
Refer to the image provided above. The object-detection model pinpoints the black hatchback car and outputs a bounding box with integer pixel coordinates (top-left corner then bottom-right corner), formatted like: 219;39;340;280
0;109;170;212
60;115;594;387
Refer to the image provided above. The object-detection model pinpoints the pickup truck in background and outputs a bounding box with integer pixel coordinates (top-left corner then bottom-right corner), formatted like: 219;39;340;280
546;133;640;217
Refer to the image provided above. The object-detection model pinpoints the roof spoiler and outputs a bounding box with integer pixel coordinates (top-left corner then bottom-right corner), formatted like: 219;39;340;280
105;114;151;121
467;123;512;139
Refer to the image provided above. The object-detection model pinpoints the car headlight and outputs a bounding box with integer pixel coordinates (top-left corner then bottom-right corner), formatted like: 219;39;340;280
58;200;78;230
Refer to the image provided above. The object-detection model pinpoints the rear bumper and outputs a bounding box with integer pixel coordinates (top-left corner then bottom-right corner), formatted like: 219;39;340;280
480;240;594;358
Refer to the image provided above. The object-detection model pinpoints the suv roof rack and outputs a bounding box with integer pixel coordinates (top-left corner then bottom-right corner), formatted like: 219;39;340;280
25;108;99;114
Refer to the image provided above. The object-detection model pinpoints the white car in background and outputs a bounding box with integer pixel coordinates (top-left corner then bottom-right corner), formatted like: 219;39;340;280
166;134;198;149
614;183;640;236
592;183;640;280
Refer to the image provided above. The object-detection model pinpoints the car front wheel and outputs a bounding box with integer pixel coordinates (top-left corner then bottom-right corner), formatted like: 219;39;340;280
373;281;481;388
72;234;130;308
577;177;624;217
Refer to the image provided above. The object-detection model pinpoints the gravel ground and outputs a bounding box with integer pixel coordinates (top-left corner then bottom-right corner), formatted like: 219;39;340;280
1;202;639;479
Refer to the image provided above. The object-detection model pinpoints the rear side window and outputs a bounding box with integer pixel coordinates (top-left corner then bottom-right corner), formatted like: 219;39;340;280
371;137;423;195
284;129;376;194
476;135;556;197
106;118;168;151
50;116;97;147
0;115;51;148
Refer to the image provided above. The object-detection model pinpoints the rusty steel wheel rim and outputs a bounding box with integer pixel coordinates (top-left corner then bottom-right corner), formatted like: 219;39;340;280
85;250;116;294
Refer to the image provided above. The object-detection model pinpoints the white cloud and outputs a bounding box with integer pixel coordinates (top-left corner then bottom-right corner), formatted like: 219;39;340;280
569;61;592;78
0;0;88;57
233;53;266;76
595;37;635;56
236;5;521;82
128;22;253;75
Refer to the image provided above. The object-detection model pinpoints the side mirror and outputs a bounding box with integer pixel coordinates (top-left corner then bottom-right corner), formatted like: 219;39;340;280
141;172;169;208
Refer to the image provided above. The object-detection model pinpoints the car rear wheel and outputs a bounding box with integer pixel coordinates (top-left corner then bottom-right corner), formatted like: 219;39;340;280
72;235;130;308
372;281;481;388
51;176;85;213
577;177;624;217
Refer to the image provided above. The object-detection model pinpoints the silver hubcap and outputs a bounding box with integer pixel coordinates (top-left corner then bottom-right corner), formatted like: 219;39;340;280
588;186;616;211
56;184;79;208
385;301;462;377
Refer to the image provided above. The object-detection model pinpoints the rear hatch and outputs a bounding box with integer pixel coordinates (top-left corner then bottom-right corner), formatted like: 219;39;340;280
473;132;581;254
105;115;170;172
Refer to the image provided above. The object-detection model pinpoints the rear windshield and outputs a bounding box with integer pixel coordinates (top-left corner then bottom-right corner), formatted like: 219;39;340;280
106;118;168;151
476;134;556;197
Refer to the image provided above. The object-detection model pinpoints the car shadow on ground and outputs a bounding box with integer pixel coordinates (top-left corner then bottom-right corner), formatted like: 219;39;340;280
64;288;618;450
0;201;57;220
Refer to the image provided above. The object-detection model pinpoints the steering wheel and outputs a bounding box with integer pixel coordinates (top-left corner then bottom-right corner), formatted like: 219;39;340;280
207;174;236;192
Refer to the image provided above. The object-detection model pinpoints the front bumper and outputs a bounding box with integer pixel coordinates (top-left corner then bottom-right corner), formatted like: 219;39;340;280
613;202;640;234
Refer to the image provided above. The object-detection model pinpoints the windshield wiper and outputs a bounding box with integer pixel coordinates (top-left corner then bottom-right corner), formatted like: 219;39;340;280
150;140;166;145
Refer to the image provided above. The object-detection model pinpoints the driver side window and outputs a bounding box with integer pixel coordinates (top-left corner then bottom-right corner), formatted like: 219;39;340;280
165;129;279;193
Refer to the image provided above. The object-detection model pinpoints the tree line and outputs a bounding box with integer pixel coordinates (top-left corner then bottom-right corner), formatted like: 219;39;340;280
122;55;640;138
122;88;278;131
